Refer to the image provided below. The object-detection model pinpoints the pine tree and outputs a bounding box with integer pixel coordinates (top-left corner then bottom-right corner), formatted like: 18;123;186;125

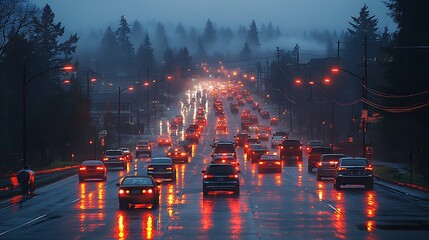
136;33;155;72
195;37;207;62
99;26;119;75
115;15;134;58
203;19;216;46
247;20;260;49
154;22;169;58
240;42;252;59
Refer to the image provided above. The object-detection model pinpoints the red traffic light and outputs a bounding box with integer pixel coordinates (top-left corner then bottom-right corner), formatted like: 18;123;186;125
143;82;149;87
295;79;302;85
331;67;340;73
324;77;331;84
63;65;74;72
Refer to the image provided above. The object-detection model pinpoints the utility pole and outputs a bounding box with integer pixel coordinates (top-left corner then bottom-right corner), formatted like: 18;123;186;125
362;36;368;158
146;68;150;132
276;47;281;120
337;40;340;63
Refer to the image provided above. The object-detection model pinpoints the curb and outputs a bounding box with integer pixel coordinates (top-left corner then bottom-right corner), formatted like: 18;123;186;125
374;174;429;192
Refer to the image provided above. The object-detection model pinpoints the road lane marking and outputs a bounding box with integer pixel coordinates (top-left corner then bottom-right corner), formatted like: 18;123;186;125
71;198;80;203
0;214;47;236
328;204;340;213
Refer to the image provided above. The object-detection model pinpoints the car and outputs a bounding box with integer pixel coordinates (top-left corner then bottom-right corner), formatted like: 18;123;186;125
237;99;245;106
316;154;345;180
258;154;282;173
185;129;199;144
211;141;237;158
334;157;374;190
215;107;225;116
271;136;285;148
147;157;176;180
78;160;107;182
241;90;250;96
279;139;303;163
249;115;259;124
256;129;270;141
306;140;325;153
261;110;270;119
119;147;132;162
103;149;127;169
241;112;250;121
270;117;278;126
230;103;239;113
245;96;254;104
178;140;192;154
135;140;152;157
211;153;239;171
244;137;260;152
116;176;160;209
158;135;172;146
247;144;269;163
307;147;333;173
241;120;251;130
167;145;189;163
202;164;240;196
195;115;207;126
174;115;183;125
252;102;260;110
234;132;249;146
170;123;178;131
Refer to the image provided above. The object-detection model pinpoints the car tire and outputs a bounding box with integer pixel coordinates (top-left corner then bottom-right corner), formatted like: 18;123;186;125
79;177;84;182
235;187;240;196
334;180;341;190
307;166;312;173
203;187;208;196
152;198;159;208
316;174;321;181
119;201;128;210
102;176;107;182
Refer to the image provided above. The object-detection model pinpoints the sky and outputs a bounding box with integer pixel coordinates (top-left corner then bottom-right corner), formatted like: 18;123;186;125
32;0;396;34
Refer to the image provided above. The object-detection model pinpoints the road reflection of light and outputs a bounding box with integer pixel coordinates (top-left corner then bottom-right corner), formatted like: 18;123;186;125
134;162;138;172
97;182;104;209
317;190;324;201
257;173;263;186
275;174;282;186
366;220;375;232
336;192;342;200
79;183;86;210
168;184;174;205
332;193;346;239
298;163;302;172
181;164;186;189
298;175;302;187
200;198;213;231
365;192;378;222
191;145;196;158
227;198;242;236
146;214;154;239
159;120;163;135
116;212;126;239
80;213;86;232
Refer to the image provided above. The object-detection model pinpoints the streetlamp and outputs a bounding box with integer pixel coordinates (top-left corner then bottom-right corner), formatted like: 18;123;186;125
144;81;150;132
167;76;172;107
331;66;366;157
86;69;103;98
22;64;74;167
117;86;134;148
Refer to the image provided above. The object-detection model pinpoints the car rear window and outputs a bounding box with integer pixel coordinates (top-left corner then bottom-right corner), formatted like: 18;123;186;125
321;155;345;162
207;165;235;174
282;140;300;147
105;150;123;155
137;140;149;146
150;158;171;164
340;159;368;166
237;133;248;138
82;160;103;166
121;177;153;186
310;148;333;154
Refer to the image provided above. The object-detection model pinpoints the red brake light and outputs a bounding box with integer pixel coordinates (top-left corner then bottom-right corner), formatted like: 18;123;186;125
299;146;303;150
180;153;186;156
275;161;281;165
79;167;86;171
229;174;239;179
365;166;373;171
280;146;284;149
204;174;214;179
96;166;104;170
259;161;264;165
318;162;323;166
166;167;173;170
103;157;108;161
148;166;154;170
338;167;346;171
147;189;153;194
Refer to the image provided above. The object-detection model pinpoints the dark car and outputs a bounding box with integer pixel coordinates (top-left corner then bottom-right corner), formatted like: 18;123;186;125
261;110;270;119
334;157;374;190
230;103;239;113
78;160;107;182
258;154;282;173
241;120;251;130
119;148;132;162
202;164;240;196
307;147;333;173
270;117;278;126
247;144;269;163
103;149;127;169
211;153;239;171
279;139;303;163
212;141;237;158
135;140;152;157
185;129;199;144
234;132;249;146
316;154;345;180
117;176;160;209
306;140;325;153
178;140;192;154
147;157;176;180
244;137;260;152
167;145;189;163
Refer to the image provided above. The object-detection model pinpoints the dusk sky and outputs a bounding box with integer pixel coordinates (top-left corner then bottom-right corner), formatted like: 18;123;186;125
31;0;396;34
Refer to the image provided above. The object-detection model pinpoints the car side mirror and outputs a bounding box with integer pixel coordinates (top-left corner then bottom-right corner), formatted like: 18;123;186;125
116;183;120;187
201;170;206;173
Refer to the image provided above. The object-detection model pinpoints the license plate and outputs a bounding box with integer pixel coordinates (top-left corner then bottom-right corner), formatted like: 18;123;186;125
217;178;225;181
267;164;273;166
289;147;294;149
132;190;140;194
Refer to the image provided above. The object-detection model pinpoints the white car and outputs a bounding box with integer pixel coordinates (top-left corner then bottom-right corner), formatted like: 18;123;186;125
271;136;285;148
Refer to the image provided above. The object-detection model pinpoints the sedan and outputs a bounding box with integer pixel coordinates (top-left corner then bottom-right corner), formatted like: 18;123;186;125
334;157;374;190
258;154;282;173
79;160;107;182
147;157;176;180
202;164;240;196
158;135;172;146
119;147;132;162
271;136;285;148
317;154;345;180
103;149;127;169
167;145;189;163
117;176;160;209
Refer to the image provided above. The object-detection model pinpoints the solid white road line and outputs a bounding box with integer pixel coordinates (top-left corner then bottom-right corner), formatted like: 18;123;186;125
0;214;47;236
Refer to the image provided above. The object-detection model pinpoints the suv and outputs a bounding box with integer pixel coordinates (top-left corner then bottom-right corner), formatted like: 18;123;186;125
316;154;345;180
103;149;127;169
202;164;240;196
307;147;333;173
234;132;249;146
334;157;374;190
247;144;269;163
212;141;236;158
280;139;303;162
273;131;289;138
135;140;151;157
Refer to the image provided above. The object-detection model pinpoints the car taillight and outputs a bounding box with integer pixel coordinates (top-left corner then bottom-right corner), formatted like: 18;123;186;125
280;146;284;149
119;157;125;161
148;146;151;150
148;166;154;170
119;189;129;195
338;167;346;171
365;166;373;171
142;189;154;194
136;146;139;150
231;162;236;165
79;167;86;171
329;161;338;165
245;144;249;148
103;157;108;161
166;167;173;170
221;159;226;163
167;152;171;156
306;147;310;151
299;146;303;150
275;161;281;165
266;151;269;154
259;161;264;165
203;174;214;179
228;174;239;179
180;153;186;156
318;162;323;166
96;166;104;170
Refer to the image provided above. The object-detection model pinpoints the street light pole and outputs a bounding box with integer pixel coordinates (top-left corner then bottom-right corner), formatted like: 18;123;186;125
117;86;134;148
86;69;103;98
144;82;150;132
22;64;73;168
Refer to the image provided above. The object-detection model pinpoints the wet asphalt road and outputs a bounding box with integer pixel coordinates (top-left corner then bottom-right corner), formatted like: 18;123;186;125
1;89;429;240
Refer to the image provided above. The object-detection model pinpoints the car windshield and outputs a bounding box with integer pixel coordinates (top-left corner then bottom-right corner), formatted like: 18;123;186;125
207;165;235;174
150;158;171;164
121;177;153;186
105;150;123;155
340;159;368;166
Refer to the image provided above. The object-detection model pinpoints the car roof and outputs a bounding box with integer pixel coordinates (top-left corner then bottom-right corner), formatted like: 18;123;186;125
82;160;104;165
